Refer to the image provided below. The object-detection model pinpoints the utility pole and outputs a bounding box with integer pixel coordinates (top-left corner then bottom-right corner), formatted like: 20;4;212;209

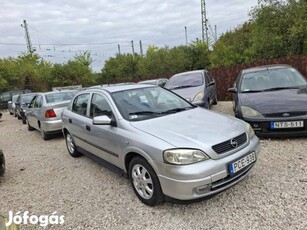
21;20;34;54
201;0;209;47
139;40;143;57
214;25;217;42
131;40;135;59
184;26;188;45
118;44;121;55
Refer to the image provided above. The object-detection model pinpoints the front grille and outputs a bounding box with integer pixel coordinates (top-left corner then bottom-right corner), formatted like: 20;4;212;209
212;133;247;154
264;111;307;118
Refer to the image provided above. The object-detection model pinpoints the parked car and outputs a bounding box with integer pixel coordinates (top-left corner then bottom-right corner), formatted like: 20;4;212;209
8;95;19;117
16;93;37;124
138;78;168;87
26;90;77;140
62;84;260;206
0;149;5;176
228;64;307;137
164;70;217;108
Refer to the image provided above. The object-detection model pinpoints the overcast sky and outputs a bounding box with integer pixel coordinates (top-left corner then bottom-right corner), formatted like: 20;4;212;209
0;0;257;72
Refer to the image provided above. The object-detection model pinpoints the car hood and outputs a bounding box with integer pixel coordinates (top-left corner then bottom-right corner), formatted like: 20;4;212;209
130;107;247;159
239;88;307;114
171;85;204;102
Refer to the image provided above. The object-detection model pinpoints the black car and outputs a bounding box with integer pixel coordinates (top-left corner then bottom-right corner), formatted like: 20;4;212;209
15;93;37;124
0;150;5;176
228;64;307;137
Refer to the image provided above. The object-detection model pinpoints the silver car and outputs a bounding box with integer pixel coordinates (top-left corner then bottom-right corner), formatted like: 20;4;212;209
62;84;260;206
26;90;76;140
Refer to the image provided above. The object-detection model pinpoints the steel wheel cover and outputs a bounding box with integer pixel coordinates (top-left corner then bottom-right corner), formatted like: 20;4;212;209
132;164;153;199
66;134;75;153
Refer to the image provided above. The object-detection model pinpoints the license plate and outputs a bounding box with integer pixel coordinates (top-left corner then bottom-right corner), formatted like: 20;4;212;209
270;121;304;129
229;152;256;175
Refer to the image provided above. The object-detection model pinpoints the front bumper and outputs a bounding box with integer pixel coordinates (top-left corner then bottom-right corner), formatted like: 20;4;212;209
41;119;63;133
155;135;260;200
243;117;307;138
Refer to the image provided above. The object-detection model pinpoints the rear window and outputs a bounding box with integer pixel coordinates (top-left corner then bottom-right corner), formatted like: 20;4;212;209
45;91;76;104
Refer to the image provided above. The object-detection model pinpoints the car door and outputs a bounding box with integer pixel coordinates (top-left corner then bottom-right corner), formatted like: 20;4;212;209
204;72;215;104
67;93;91;151
83;93;122;168
27;95;42;130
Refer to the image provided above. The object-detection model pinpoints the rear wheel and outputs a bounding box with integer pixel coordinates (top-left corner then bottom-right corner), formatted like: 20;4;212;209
40;128;50;140
129;156;164;206
22;117;26;124
65;132;82;157
17;114;21;120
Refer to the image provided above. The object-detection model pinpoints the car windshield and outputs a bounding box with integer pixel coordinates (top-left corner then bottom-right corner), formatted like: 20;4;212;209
21;95;35;104
45;91;77;104
112;87;194;121
165;73;203;90
240;67;307;92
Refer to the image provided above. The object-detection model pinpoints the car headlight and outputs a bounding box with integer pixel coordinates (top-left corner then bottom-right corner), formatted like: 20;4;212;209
163;149;209;165
241;106;263;118
246;123;255;138
193;92;204;102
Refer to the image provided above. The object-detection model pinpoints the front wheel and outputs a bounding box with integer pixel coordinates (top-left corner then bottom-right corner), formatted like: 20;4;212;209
213;93;218;105
129;157;164;206
65;132;82;157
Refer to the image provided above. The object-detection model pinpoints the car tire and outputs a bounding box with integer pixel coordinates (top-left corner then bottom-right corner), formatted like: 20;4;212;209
27;120;35;131
9;111;13;115
129;156;164;206
65;132;82;157
22;117;26;124
40;128;50;140
213;94;218;105
17;114;21;120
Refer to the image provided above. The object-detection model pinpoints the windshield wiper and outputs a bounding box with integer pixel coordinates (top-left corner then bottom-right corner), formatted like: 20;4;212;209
170;85;197;90
262;87;298;92
129;111;161;116
160;107;193;114
241;90;263;93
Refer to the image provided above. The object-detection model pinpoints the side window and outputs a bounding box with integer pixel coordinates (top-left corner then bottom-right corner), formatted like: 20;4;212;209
33;96;43;108
206;72;214;82
90;94;113;118
72;94;90;116
30;96;37;108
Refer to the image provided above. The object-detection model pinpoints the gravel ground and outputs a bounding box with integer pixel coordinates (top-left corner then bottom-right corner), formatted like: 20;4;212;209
0;102;306;230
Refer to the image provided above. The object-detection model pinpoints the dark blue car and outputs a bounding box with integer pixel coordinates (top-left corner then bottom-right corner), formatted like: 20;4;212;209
164;70;217;109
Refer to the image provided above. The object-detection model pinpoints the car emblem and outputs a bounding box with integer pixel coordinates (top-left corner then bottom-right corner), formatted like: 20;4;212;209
230;139;238;148
282;113;290;117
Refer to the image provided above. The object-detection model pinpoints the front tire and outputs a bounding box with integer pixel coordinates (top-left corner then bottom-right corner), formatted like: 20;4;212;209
213;93;218;105
129;157;164;206
65;132;82;157
27;120;35;131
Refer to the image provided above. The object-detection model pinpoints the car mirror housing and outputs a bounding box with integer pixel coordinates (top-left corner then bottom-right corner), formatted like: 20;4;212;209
227;88;237;94
92;115;112;125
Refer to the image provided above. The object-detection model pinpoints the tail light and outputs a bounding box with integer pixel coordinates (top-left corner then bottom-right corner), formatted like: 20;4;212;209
45;109;57;118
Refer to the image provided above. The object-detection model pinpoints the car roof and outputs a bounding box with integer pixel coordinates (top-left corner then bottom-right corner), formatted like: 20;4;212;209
242;64;292;74
89;83;154;93
42;90;76;95
172;69;205;77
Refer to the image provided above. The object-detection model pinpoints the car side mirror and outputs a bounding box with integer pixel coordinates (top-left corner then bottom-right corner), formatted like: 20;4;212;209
227;88;237;94
93;115;112;125
28;104;32;108
15;102;20;106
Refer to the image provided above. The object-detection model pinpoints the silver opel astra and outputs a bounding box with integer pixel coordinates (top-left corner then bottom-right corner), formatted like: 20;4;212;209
62;84;260;206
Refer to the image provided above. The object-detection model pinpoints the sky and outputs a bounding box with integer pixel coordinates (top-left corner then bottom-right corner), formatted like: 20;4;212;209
0;0;258;72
